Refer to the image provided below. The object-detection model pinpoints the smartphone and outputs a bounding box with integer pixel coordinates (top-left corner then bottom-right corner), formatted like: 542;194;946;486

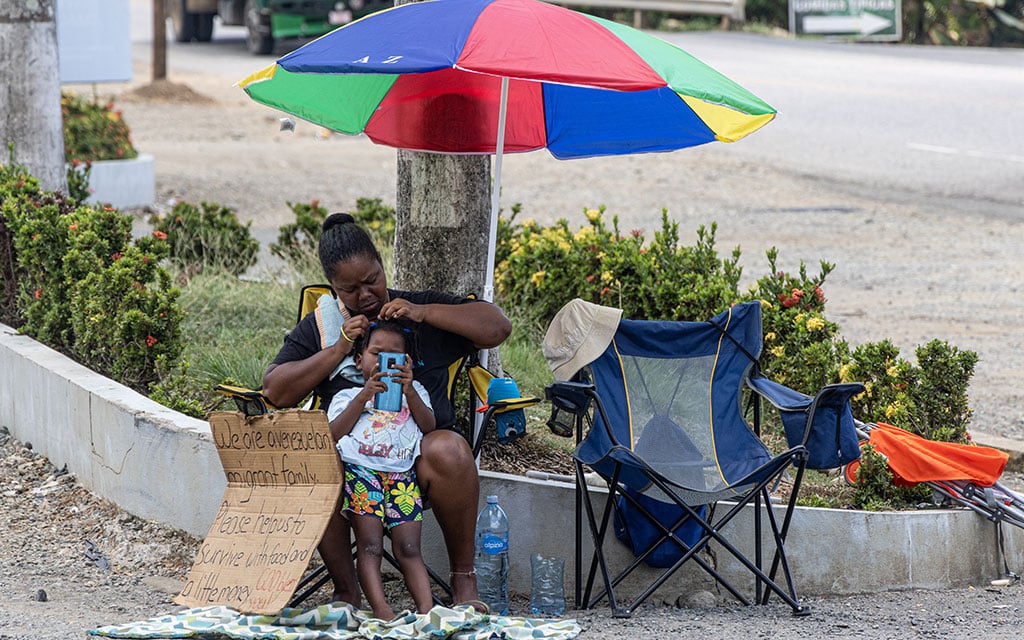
373;352;406;412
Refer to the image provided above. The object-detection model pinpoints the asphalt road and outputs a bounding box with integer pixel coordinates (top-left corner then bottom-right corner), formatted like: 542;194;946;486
128;1;1024;226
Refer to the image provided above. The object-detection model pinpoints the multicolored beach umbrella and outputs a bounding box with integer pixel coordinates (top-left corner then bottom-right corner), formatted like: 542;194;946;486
238;0;776;297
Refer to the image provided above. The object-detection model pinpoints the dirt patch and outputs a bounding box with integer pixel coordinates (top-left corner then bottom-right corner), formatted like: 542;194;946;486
119;79;217;105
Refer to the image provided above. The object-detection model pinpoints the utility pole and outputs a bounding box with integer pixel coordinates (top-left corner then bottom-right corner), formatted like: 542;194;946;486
153;0;167;80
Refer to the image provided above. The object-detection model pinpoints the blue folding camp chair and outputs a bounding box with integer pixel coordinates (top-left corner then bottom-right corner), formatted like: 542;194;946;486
544;300;863;617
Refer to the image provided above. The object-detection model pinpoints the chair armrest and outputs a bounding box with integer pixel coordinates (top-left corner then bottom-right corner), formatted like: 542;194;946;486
748;375;865;470
545;381;595;415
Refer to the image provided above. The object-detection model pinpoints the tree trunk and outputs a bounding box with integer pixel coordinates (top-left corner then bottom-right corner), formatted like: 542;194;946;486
0;0;66;193
394;150;491;298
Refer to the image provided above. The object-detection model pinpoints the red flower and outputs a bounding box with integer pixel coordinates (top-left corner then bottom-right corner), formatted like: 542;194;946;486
782;296;798;308
600;287;610;296
111;252;122;261
814;286;825;302
792;288;805;298
68;223;78;232
152;230;167;240
34;288;42;299
631;229;643;238
145;335;158;347
586;274;596;283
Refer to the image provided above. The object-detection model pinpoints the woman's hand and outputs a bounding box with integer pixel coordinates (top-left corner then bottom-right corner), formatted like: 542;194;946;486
337;315;370;353
379;298;424;323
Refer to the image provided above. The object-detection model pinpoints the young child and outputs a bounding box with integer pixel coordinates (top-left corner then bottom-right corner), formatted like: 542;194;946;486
326;320;436;620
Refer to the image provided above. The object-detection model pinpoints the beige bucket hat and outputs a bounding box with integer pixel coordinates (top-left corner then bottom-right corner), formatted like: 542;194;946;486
543;298;623;381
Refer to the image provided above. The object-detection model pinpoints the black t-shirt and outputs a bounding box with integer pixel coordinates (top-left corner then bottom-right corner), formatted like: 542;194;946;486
270;288;476;428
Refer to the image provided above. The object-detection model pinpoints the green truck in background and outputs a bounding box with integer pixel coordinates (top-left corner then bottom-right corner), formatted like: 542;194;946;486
166;0;391;55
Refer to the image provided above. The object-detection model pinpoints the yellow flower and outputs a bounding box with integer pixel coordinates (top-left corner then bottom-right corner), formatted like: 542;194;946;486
585;208;601;223
794;313;806;325
530;270;546;286
839;364;852;382
805;317;825;331
769;346;785;357
886;365;900;378
884;402;901;419
600;270;613;283
573;227;598;241
557;240;571;252
760;299;773;310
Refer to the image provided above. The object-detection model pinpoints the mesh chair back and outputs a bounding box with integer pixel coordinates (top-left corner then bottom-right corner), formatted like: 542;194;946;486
577;302;773;500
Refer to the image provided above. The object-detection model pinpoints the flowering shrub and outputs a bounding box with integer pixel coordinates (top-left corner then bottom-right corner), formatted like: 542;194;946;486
61;92;138;163
1;158;182;393
495;205;980;510
149;201;259;277
69;234;183;391
745;248;849;394
842;339;976;444
495;206;741;325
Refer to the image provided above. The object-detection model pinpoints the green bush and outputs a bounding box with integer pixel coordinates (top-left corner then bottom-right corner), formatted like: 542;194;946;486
69;235;184;391
744;248;849;395
61;92;138;162
495;205;979;510
149;201;259;277
849;444;931;510
271;197;396;271
496;206;741;327
1;158;183;394
844;339;976;444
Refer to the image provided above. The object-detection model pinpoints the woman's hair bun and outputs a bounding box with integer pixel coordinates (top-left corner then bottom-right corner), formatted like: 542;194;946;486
322;212;355;233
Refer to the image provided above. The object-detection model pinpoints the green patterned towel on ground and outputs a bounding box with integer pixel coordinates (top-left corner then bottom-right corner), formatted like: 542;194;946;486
89;603;582;640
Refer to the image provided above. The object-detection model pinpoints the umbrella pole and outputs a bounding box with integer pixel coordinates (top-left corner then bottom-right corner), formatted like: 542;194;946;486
483;76;509;306
475;77;509;456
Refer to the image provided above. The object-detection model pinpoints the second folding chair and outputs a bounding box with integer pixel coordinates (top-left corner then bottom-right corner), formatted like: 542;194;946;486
544;299;863;617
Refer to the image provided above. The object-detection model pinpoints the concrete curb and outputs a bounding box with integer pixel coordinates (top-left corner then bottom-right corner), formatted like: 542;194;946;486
2;322;1022;601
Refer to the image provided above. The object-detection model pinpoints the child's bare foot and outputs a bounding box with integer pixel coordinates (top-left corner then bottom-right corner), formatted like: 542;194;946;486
372;604;396;621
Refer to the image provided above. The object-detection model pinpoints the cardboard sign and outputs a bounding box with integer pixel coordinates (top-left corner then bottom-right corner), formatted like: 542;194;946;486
175;410;341;614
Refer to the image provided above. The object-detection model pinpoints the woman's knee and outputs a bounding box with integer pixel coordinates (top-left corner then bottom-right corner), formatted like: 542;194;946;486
419;429;474;471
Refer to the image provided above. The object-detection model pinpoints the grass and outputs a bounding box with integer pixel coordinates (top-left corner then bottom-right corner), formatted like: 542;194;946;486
172;267;849;502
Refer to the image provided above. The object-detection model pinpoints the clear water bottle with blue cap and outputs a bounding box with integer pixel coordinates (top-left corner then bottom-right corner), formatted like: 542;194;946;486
474;494;509;615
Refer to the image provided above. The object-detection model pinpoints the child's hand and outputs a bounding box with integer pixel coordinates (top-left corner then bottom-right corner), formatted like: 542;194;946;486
358;371;388;404
391;354;415;393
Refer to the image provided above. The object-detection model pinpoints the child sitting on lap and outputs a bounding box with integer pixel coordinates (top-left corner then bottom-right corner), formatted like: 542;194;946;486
326;320;435;620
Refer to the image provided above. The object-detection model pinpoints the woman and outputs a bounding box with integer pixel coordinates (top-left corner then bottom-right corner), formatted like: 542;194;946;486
262;212;511;610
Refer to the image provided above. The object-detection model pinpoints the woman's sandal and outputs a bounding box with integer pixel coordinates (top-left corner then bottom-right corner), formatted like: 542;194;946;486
450;570;490;614
454;599;490;614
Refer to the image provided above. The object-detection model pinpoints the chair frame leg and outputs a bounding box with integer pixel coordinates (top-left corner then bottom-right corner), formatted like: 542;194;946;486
576;455;808;617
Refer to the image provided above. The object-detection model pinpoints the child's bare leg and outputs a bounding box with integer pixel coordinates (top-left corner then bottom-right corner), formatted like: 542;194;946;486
351;515;395;620
389;521;432;614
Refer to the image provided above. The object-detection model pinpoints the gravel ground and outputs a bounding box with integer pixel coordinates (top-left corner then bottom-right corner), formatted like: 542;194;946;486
2;429;1022;640
9;42;1023;640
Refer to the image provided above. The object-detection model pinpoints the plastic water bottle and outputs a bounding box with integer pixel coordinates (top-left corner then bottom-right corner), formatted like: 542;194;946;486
529;554;566;616
474;494;509;615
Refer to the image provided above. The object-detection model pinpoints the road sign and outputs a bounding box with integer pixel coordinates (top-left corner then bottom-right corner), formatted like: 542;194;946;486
789;0;902;41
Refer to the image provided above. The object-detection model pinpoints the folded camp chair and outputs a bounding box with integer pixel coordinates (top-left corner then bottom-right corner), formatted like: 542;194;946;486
217;283;538;607
544;299;864;617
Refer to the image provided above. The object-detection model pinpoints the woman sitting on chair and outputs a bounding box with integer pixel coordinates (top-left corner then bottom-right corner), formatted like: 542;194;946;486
261;212;511;612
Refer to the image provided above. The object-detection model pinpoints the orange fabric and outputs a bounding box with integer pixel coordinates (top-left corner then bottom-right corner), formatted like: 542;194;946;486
866;422;1008;487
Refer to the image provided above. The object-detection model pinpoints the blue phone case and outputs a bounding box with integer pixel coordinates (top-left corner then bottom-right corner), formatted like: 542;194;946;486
374;352;406;412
